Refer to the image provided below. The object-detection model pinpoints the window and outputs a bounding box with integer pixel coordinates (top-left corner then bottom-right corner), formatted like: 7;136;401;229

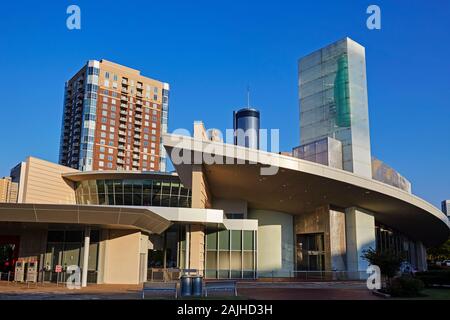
99;154;105;160
99;147;105;152
103;97;108;103
100;132;106;138
109;127;115;133
99;161;104;167
102;110;108;116
101;125;107;131
107;162;113;168
101;117;107;123
104;80;109;87
107;155;113;161
108;148;113;154
113;74;118;81
105;72;110;79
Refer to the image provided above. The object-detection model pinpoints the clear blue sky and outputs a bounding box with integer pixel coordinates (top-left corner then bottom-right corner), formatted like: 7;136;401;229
0;0;449;208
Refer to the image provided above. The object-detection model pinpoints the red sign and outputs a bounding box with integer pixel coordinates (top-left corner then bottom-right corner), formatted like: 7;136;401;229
55;265;62;273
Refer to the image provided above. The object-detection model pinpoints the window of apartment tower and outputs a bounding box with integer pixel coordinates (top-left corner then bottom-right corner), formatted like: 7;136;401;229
105;72;110;79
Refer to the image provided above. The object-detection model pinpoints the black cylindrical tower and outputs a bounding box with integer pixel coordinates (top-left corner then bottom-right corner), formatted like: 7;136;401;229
233;108;260;149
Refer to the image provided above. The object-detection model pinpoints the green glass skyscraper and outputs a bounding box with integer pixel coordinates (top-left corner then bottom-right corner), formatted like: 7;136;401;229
298;37;372;177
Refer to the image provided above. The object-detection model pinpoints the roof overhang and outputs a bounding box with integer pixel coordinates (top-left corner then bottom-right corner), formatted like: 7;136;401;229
0;203;256;233
0;203;171;234
163;133;450;246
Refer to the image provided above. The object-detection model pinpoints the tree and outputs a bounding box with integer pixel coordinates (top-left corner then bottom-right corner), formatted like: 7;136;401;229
427;237;450;262
362;247;404;288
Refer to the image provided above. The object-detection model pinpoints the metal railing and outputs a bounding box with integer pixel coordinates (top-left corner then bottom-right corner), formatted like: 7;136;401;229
256;270;368;281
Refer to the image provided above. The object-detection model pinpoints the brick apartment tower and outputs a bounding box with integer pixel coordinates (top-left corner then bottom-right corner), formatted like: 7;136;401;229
59;60;169;172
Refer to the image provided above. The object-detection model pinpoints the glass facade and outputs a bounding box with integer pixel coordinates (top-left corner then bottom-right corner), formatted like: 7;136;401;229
292;137;343;169
204;227;257;279
44;229;99;283
299;38;372;177
75;178;191;207
79;60;100;171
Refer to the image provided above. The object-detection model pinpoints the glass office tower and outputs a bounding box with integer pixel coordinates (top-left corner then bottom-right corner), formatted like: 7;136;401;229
298;38;372;178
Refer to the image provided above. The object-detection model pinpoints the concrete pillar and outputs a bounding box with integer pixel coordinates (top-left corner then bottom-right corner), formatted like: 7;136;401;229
82;226;90;287
189;224;205;275
185;225;190;269
345;207;375;277
416;242;428;271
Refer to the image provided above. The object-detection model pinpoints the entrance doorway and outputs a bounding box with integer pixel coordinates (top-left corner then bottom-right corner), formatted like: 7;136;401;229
0;235;20;273
296;233;326;271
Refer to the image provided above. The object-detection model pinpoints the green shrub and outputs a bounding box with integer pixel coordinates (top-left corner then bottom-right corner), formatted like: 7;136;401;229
415;270;450;287
389;276;424;297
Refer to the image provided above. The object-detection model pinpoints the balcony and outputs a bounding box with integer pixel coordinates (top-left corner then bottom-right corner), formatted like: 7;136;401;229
135;107;142;113
121;95;128;101
136;99;142;105
119;117;127;122
136;92;143;98
118;144;125;150
120;103;128;109
119;138;126;143
120;110;127;115
134;141;141;146
134;134;141;139
117;159;124;164
135;113;142;119
133;154;140;160
118;130;126;136
133;161;140;166
119;124;127;129
135;120;142;126
121;87;128;94
135;127;141;133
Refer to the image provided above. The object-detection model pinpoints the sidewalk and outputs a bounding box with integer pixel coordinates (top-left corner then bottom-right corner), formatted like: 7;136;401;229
0;280;379;300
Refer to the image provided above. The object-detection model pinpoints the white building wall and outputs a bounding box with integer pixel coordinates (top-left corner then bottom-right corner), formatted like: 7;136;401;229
345;207;376;276
248;209;294;277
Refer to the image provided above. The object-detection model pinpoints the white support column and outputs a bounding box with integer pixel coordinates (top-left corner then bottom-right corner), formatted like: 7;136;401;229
82;226;91;287
185;225;190;270
345;207;376;278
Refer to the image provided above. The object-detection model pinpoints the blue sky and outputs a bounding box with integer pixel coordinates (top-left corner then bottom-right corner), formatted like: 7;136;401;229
0;0;449;207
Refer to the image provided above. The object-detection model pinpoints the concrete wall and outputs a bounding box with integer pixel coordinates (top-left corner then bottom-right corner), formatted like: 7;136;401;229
329;209;347;271
101;230;145;284
20;157;78;204
213;198;247;218
191;165;212;209
345;207;376;273
248;209;294;277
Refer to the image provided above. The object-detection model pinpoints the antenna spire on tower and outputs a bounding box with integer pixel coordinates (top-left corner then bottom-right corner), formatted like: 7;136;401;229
247;84;250;108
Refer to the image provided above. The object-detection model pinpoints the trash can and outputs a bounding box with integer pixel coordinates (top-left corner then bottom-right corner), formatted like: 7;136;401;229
180;275;193;296
192;275;203;296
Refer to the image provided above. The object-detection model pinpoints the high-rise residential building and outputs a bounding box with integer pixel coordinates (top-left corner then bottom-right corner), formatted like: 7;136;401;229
59;59;169;172
298;37;372;178
442;200;450;218
0;176;18;203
